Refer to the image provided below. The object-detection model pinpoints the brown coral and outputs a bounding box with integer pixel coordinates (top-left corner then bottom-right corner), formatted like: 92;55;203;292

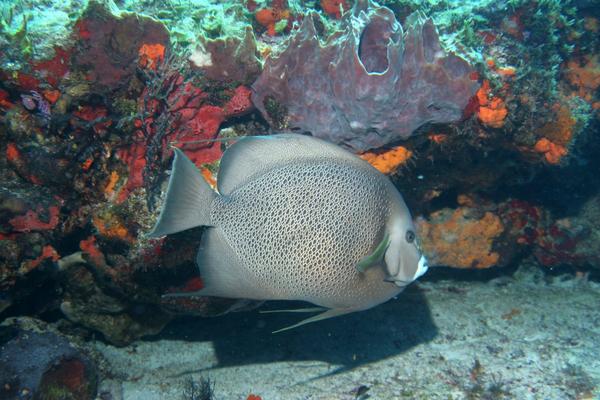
538;105;576;146
533;104;576;164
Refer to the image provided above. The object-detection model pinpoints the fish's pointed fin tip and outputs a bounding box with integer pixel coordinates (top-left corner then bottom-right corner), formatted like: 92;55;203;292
149;148;217;237
260;307;327;314
271;308;356;334
161;289;207;299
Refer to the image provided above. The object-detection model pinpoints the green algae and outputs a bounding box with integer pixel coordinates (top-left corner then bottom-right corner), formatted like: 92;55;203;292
39;384;77;400
120;0;251;47
263;95;288;130
0;0;87;70
0;0;255;73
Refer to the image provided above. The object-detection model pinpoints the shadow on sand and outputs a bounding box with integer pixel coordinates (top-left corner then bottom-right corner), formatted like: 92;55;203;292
150;284;437;378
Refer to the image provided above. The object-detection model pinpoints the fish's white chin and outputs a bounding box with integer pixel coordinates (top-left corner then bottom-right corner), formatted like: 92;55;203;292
415;255;429;279
390;255;429;287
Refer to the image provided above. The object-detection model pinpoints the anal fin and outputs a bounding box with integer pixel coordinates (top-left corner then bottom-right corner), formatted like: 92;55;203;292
260;307;327;314
272;308;356;334
161;290;206;299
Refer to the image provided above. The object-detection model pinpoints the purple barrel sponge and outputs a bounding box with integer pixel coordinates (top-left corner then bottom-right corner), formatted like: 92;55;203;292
251;0;479;151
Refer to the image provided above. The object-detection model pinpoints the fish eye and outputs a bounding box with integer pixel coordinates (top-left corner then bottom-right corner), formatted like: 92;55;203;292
405;230;415;243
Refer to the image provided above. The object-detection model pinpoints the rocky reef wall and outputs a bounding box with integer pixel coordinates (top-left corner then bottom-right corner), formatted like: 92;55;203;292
0;0;598;365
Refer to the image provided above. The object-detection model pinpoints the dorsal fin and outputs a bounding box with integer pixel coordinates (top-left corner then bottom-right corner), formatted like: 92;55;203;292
217;134;367;195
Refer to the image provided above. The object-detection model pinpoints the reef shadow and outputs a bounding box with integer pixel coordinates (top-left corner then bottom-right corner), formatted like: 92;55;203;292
148;284;436;378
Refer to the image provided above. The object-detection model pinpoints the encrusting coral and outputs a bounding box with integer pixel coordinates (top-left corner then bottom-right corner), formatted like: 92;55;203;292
360;146;413;174
416;203;504;269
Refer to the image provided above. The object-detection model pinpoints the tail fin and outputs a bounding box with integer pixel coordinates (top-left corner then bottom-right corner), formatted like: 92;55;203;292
148;148;217;237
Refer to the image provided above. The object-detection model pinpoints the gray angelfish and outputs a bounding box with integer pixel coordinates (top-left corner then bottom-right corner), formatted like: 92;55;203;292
149;134;428;332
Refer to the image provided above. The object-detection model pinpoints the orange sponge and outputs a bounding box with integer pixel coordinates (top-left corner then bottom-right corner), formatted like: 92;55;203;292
360;146;412;174
476;80;508;128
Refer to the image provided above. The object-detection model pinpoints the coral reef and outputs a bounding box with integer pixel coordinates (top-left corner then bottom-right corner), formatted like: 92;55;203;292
475;80;508;128
0;0;599;351
359;145;413;175
252;0;478;151
190;27;262;85
416;196;539;269
416;192;600;272
321;0;350;19
0;0;259;346
255;1;292;37
73;2;170;92
534;195;600;268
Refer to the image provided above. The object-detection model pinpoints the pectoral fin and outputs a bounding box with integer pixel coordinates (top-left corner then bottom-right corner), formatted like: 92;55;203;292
356;232;390;273
272;308;356;334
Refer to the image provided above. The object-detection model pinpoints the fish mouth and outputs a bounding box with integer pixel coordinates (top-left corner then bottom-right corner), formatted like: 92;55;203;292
386;255;429;287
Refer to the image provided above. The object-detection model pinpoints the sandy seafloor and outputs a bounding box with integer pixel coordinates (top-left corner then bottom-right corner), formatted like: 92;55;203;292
93;264;600;399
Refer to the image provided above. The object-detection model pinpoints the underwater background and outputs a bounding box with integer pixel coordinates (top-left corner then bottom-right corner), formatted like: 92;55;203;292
0;0;599;399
